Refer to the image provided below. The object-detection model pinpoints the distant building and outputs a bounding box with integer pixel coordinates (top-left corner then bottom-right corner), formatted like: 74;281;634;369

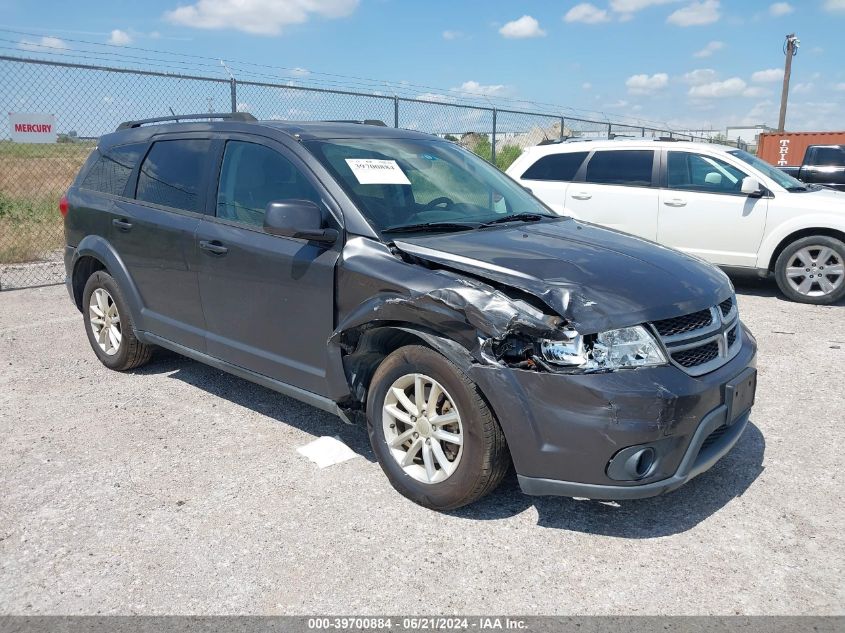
725;125;774;152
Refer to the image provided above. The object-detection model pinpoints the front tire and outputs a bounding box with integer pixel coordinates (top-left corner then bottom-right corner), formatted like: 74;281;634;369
82;271;152;371
774;235;845;304
367;345;510;510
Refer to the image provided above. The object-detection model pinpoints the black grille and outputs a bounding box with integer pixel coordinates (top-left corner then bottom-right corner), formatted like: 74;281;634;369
727;325;738;347
700;425;729;452
653;308;713;337
719;297;734;317
672;341;720;368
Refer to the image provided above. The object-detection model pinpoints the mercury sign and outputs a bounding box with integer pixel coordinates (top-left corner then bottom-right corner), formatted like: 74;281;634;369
9;112;57;143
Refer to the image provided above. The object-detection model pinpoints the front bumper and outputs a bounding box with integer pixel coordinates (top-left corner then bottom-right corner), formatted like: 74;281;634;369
468;325;757;499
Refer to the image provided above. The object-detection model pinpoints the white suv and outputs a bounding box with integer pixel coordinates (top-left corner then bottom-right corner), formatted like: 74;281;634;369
507;139;845;304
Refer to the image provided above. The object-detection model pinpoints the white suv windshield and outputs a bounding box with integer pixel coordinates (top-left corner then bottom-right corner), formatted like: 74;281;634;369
304;138;554;233
728;149;809;191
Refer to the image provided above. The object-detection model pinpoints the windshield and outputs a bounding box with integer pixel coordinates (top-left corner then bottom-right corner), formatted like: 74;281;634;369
728;149;809;191
303;137;555;234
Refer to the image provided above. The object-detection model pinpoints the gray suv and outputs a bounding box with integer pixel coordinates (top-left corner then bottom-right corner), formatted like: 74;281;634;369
62;113;757;510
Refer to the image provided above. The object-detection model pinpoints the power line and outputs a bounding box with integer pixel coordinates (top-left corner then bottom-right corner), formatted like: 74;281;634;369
0;26;685;130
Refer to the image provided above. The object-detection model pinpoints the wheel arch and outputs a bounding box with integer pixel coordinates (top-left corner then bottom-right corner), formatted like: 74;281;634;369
766;227;845;271
340;324;476;415
71;235;145;330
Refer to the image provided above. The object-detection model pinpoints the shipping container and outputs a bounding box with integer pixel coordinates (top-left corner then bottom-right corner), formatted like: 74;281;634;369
757;131;845;167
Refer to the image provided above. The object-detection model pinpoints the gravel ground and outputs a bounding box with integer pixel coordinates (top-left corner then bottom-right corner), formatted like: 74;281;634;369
0;277;843;615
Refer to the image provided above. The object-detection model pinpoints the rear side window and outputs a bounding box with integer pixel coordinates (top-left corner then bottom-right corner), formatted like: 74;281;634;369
584;150;654;186
136;139;211;212
521;152;588;181
812;147;845;167
79;144;146;196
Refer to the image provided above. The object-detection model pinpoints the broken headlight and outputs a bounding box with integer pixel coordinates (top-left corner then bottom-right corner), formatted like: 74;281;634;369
540;326;666;371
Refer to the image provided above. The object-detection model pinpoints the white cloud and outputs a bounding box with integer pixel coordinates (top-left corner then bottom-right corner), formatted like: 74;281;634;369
751;68;783;83
604;99;630;108
769;2;794;16
236;102;250;112
688;77;746;98
610;0;679;12
291;67;309;77
742;86;769;98
564;3;610;24
442;30;463;40
499;15;546;38
416;92;454;103
792;82;814;94
108;29;132;46
693;40;724;57
683;68;718;85
836;83;845;91
454;80;508;97
667;0;721;26
17;35;68;52
626;72;669;95
582;82;593;90
823;0;845;11
164;0;359;35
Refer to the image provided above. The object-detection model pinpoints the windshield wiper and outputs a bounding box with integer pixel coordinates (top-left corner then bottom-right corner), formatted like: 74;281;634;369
381;221;478;234
479;212;547;228
786;185;809;192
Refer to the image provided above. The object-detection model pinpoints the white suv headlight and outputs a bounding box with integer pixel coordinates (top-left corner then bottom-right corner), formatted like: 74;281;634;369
540;325;666;371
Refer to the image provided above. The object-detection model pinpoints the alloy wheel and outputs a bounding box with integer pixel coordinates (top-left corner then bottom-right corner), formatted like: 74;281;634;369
89;288;122;356
382;373;464;484
785;245;844;298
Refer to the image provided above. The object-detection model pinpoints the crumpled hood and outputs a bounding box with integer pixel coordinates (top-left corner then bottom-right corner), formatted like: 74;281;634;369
393;219;733;333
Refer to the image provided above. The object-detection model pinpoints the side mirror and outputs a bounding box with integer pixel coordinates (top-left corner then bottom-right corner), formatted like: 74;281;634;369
263;200;338;243
740;176;763;197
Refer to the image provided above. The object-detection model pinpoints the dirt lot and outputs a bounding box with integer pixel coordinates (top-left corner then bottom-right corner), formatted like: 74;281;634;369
0;277;843;615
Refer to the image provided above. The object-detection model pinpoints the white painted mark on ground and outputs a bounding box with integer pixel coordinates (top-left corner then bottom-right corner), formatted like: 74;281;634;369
297;436;358;468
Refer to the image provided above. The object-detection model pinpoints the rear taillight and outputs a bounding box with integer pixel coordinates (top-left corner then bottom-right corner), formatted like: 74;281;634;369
59;194;69;217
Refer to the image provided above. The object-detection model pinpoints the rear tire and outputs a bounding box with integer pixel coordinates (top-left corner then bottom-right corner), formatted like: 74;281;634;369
367;345;510;510
774;235;845;304
82;271;152;371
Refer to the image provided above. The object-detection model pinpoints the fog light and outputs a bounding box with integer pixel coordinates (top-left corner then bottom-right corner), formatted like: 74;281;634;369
626;447;655;479
607;445;659;481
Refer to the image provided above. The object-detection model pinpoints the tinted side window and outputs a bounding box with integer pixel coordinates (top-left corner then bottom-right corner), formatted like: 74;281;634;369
136;139;211;212
80;144;146;196
584;150;654;186
216;141;320;227
667;151;748;194
812;147;845;167
521;152;588;181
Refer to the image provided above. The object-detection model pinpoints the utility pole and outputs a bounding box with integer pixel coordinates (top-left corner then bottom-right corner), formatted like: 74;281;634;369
777;33;799;132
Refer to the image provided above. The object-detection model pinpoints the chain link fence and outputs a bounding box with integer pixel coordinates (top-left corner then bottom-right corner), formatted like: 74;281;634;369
0;55;734;290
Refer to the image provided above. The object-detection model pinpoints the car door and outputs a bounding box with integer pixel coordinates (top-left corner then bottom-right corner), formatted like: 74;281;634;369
515;150;589;214
657;150;768;267
194;136;341;396
564;149;659;240
110;136;211;351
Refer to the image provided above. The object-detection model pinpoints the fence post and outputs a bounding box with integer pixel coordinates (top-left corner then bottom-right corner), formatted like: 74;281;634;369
393;96;399;128
491;108;497;165
641;127;646;138
230;78;237;113
560;117;565;140
607;123;612;139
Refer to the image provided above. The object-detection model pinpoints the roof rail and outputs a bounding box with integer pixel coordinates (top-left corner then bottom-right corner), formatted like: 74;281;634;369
323;119;388;127
116;112;257;131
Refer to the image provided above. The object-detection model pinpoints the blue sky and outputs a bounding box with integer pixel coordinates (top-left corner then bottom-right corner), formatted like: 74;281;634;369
2;0;844;132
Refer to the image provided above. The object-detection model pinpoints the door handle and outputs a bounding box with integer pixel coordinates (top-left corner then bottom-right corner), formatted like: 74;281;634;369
199;240;229;256
663;198;687;207
571;192;592;200
112;218;133;231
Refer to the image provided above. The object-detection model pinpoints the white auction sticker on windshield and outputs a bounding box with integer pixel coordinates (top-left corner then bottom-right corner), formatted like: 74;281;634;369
345;158;411;185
